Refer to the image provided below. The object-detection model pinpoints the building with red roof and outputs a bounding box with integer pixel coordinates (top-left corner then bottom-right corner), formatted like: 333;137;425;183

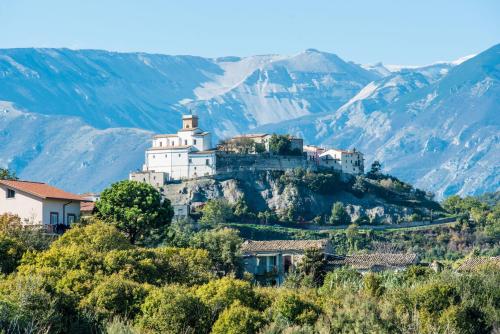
0;179;85;228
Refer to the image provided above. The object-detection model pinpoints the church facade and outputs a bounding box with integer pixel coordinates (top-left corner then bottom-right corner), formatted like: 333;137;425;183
133;114;216;182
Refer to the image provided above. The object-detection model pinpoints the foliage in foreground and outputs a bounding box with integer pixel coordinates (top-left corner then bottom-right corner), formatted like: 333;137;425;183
0;221;498;333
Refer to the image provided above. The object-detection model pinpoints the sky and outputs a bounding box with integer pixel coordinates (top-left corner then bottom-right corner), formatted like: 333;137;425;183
1;0;499;65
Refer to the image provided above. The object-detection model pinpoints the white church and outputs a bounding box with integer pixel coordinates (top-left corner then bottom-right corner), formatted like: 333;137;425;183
130;114;216;186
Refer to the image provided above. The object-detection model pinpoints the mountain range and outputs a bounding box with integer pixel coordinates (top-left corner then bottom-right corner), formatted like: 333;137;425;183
0;45;498;198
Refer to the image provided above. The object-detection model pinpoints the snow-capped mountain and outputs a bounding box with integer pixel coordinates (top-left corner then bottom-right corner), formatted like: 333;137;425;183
0;45;498;197
257;44;500;198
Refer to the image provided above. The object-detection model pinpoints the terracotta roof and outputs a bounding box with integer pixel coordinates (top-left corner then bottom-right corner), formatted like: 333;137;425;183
328;253;418;270
241;239;330;253
80;201;95;212
0;180;84;201
457;257;500;271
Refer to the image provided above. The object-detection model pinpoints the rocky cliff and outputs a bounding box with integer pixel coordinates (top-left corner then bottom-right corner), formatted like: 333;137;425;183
162;170;442;224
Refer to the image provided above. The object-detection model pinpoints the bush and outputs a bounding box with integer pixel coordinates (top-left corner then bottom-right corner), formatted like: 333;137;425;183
272;293;319;325
211;301;266;334
138;285;209;334
195;277;260;321
80;274;149;322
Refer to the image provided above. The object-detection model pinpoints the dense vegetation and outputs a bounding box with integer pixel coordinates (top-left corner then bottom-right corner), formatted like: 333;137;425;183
0;171;498;333
1;215;498;334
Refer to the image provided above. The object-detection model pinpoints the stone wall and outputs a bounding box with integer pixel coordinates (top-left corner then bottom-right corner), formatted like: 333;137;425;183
215;152;319;173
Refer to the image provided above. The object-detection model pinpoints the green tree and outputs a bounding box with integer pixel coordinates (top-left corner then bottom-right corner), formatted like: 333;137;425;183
190;227;243;275
329;202;350;225
268;134;292;155
138;285;209;334
0;168;18;180
96;180;173;244
296;248;328;287
199;199;233;226
211;301;266;334
369;160;382;175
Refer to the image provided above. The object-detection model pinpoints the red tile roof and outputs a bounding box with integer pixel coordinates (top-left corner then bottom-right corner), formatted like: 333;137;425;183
0;180;84;201
80;201;96;213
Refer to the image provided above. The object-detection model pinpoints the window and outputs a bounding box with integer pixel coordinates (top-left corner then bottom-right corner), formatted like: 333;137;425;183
193;139;197;145
159;141;163;147
178;154;181;157
189;158;192;163
6;189;15;198
67;214;76;224
184;140;187;145
165;154;168;158
153;155;155;159
205;159;210;166
50;212;59;225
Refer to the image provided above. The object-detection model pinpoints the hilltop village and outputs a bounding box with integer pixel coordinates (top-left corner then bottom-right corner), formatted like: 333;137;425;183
130;114;364;187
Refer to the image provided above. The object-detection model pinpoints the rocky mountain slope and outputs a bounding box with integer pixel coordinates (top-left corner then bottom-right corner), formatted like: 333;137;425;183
257;45;500;198
163;170;441;224
0;45;498;197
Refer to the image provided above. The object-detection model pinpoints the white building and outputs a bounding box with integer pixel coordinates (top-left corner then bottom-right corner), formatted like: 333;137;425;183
136;114;216;182
0;180;83;227
319;148;364;174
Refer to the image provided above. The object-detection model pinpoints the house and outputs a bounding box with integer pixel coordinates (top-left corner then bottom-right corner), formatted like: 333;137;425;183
131;114;216;183
303;145;326;162
241;239;333;285
0;180;84;231
80;201;96;218
457;256;500;271
319;148;364;174
328;252;419;273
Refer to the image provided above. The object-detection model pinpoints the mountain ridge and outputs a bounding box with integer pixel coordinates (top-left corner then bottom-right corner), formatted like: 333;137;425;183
0;45;498;197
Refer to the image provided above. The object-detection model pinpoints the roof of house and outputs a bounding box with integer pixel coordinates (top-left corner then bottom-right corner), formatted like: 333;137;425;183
457;256;500;271
328;253;418;270
0;180;84;201
241;239;330;253
80;201;96;213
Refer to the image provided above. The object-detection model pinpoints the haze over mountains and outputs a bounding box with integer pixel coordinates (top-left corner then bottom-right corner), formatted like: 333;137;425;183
0;45;498;198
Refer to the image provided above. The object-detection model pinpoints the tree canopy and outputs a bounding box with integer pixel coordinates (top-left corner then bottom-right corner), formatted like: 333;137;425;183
96;180;173;244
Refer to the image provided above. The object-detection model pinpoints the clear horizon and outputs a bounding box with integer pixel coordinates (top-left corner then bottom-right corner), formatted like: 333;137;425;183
1;0;499;65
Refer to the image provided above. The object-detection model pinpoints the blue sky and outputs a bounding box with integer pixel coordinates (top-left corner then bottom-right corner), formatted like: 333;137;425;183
1;0;498;65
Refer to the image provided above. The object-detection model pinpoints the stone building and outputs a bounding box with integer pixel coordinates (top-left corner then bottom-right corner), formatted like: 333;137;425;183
241;239;333;285
319;148;364;174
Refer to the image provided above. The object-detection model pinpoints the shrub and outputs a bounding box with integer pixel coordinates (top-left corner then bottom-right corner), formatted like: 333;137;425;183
211;301;266;334
138;285;209;334
81;274;148;322
272;293;319;325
